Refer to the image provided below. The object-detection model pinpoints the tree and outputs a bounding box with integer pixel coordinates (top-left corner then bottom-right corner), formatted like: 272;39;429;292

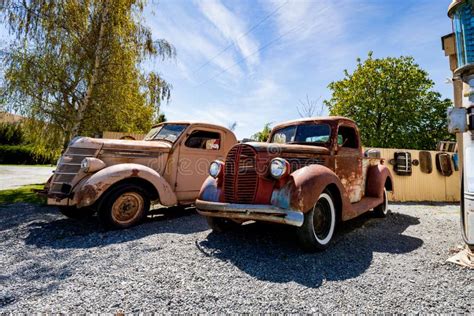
297;95;325;118
252;123;272;142
0;0;175;153
324;53;453;149
228;121;237;131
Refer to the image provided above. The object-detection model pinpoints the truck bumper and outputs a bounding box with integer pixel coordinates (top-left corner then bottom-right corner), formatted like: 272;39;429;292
195;199;304;227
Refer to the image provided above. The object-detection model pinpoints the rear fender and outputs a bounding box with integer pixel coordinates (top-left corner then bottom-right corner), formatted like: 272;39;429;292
365;164;394;198
271;164;350;215
72;163;177;208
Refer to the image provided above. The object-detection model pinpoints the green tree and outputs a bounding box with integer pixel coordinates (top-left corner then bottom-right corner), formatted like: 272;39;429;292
0;0;175;153
324;53;452;150
252;123;272;142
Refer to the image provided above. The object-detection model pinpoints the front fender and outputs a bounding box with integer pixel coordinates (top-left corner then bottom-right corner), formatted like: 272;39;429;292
365;164;394;198
72;163;177;208
198;176;222;202
271;164;350;214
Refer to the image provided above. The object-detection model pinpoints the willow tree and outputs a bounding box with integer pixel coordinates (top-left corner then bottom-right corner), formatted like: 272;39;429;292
325;53;452;150
0;0;175;152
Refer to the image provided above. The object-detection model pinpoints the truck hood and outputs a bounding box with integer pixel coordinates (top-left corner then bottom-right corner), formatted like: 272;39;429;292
69;136;172;152
244;141;330;155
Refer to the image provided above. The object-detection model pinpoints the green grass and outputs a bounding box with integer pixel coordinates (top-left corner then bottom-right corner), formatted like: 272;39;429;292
0;184;46;205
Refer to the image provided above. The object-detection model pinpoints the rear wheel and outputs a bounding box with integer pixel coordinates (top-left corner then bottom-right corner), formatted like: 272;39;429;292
296;191;336;252
58;206;96;219
373;188;389;218
206;216;240;233
98;184;150;229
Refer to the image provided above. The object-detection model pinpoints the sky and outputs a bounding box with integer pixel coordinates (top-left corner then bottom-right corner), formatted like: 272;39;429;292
144;0;455;139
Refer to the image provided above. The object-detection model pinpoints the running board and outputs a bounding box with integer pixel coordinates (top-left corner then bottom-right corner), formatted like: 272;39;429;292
343;196;383;221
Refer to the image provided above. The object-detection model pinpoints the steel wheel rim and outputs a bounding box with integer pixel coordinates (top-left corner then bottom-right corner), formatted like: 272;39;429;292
111;192;144;225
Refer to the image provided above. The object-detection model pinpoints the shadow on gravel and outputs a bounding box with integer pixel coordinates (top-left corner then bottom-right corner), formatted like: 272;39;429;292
197;212;423;288
24;206;208;249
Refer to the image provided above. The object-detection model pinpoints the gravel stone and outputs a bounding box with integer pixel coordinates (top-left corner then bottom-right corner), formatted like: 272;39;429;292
0;202;472;313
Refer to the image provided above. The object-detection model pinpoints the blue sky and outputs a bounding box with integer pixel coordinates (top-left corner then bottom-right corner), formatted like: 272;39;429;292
145;0;455;139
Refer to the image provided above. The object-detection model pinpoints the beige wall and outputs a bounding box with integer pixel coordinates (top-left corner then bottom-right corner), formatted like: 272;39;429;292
369;148;460;202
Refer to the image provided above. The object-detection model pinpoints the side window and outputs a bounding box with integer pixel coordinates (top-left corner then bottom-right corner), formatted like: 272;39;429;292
337;126;359;148
185;130;221;150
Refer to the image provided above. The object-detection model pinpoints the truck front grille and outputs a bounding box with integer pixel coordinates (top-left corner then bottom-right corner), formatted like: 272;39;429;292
49;147;98;195
223;145;258;203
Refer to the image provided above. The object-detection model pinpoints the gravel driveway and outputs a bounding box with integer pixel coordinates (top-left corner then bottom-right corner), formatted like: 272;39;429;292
0;203;472;313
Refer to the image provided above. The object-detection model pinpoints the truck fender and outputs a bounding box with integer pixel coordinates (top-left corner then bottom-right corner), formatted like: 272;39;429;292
271;164;351;215
198;176;222;202
365;164;394;198
73;163;177;208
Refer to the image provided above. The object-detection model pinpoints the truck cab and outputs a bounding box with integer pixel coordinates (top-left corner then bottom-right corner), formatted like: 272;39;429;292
196;117;393;251
45;122;237;229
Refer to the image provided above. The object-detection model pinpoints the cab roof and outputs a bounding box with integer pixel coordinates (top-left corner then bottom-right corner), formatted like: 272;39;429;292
151;121;234;133
271;116;356;130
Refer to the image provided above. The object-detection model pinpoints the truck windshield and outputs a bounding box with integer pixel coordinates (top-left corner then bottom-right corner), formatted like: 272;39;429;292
144;124;188;143
270;123;331;145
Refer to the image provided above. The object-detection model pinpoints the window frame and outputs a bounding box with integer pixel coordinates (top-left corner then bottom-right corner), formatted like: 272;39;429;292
184;129;222;151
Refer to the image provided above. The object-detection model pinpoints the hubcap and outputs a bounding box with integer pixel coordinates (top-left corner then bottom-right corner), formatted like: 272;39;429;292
111;192;144;224
313;197;332;241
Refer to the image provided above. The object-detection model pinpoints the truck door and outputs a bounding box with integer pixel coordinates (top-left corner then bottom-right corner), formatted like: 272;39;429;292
175;128;226;202
335;125;363;203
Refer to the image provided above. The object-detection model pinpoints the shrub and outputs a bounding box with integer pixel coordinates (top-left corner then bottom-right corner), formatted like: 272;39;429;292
0;122;24;145
0;145;57;165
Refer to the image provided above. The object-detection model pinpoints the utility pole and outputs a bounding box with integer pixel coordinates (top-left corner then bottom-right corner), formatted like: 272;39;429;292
444;0;474;267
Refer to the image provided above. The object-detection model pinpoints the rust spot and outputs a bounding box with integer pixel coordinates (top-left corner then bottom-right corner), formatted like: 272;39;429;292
76;184;98;205
131;169;140;177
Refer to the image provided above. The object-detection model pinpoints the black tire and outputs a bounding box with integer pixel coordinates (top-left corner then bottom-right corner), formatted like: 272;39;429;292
373;188;389;218
296;190;337;252
58;206;96;219
98;184;150;229
206;216;240;233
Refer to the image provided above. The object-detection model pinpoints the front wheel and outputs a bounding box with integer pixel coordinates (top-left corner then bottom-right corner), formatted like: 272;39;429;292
296;191;336;252
373;188;389;218
98;184;150;229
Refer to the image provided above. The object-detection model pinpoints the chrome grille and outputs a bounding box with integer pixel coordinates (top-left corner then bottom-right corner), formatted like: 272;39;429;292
223;145;258;203
49;147;98;194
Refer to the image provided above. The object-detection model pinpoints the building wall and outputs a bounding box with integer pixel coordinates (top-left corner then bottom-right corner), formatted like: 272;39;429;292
370;148;460;202
0;112;23;123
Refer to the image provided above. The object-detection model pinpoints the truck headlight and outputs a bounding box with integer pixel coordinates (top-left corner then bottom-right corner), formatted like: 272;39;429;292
270;158;289;179
80;157;106;173
80;158;90;172
209;160;224;178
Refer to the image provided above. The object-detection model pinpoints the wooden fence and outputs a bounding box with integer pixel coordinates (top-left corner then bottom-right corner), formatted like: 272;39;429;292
102;131;145;140
370;148;460;202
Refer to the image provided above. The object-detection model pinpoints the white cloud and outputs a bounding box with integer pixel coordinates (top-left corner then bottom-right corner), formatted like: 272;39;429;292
196;0;260;68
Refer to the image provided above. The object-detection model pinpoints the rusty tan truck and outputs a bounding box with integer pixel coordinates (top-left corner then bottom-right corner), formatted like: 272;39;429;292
45;122;237;229
196;117;394;251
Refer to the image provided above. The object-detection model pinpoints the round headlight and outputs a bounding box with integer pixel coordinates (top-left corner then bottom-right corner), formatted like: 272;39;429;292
209;160;223;178
80;158;90;172
270;158;288;179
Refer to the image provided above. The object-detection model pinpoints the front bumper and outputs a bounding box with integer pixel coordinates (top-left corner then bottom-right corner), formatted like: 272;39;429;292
195;199;304;227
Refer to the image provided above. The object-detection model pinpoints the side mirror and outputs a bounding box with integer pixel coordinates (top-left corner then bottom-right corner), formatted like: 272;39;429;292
447;107;468;134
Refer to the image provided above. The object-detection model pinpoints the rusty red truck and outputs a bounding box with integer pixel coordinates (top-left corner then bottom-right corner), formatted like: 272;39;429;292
196;116;393;251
